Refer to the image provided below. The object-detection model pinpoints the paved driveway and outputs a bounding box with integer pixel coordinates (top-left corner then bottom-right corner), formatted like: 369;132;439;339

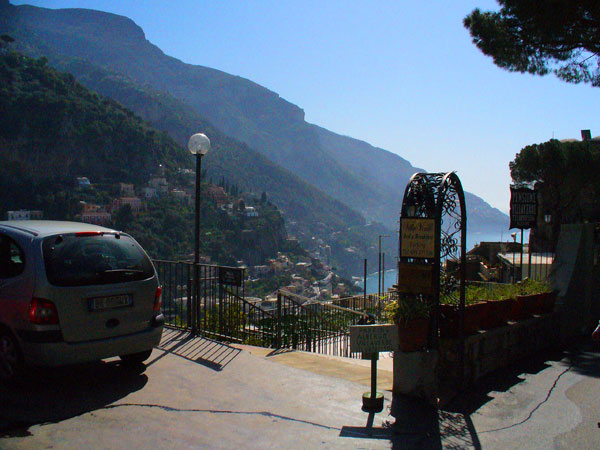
0;329;399;449
2;329;599;449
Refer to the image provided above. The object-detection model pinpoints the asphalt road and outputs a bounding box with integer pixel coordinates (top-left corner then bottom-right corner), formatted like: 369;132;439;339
1;329;599;449
0;329;398;449
442;339;600;449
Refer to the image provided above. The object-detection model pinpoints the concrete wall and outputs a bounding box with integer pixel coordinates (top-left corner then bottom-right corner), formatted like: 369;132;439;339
552;223;599;335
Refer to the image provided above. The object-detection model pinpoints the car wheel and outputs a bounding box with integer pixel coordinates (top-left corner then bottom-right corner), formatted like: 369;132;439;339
119;349;153;366
0;329;23;383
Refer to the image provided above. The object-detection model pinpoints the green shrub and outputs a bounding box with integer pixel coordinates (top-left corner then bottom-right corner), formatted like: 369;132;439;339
385;295;431;325
441;279;552;305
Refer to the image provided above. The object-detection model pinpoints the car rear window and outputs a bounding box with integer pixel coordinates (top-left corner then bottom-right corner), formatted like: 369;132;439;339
42;233;155;286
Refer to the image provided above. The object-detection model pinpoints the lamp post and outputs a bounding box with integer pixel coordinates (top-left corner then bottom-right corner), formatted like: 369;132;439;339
188;133;210;333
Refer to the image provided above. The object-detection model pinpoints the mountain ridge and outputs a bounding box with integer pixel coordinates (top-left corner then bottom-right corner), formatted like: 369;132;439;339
0;1;508;233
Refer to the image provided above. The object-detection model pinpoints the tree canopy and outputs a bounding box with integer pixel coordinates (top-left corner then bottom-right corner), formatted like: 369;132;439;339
464;1;600;86
510;139;600;242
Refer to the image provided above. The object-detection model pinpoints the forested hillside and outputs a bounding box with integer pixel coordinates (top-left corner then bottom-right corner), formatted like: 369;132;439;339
0;49;384;282
0;52;189;214
0;51;304;269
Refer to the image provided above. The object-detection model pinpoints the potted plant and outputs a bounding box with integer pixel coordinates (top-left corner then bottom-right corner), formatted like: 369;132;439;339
512;279;554;319
385;295;431;352
439;301;490;337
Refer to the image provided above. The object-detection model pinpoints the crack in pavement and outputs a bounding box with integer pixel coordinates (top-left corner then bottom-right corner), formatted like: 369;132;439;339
478;362;574;434
102;403;341;431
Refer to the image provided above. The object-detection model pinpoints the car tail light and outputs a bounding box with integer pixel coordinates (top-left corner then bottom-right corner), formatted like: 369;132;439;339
29;298;59;325
154;286;162;312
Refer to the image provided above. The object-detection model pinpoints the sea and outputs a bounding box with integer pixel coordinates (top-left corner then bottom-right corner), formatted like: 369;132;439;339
363;228;530;294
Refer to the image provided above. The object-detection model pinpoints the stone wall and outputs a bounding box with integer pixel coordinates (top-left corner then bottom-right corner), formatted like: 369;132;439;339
393;312;564;404
439;312;562;388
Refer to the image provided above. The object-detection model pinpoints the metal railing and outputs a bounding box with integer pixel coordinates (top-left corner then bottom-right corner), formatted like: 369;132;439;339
153;260;193;329
154;260;394;357
274;290;374;357
331;291;398;321
154;260;250;341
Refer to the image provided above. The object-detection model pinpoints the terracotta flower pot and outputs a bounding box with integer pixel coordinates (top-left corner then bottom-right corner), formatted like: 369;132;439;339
507;298;522;321
516;293;543;318
480;299;510;329
464;302;487;334
397;317;429;352
439;302;488;337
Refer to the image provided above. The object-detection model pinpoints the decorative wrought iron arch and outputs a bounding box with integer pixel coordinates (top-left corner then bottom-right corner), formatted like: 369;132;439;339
398;171;467;350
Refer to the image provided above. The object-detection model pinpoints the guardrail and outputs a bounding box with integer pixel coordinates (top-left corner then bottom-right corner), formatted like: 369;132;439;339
154;259;395;357
153;260;248;340
331;291;398;321
274;290;373;357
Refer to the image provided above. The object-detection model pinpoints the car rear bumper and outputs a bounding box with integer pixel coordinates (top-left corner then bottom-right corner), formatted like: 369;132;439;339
20;322;163;367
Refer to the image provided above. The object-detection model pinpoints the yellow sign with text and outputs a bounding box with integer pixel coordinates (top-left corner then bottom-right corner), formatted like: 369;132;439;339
401;218;436;258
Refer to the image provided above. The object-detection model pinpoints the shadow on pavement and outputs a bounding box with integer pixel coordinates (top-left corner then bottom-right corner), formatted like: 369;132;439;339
563;339;600;379
340;397;444;449
152;328;241;371
266;348;295;357
0;360;148;439
444;338;596;417
340;411;394;440
433;337;600;449
344;339;600;449
387;395;443;450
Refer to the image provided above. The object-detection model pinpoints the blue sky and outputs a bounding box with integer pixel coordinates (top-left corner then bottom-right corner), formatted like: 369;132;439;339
13;1;600;213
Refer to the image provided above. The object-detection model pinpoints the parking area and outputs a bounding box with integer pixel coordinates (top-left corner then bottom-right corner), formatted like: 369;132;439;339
3;328;599;449
0;329;399;449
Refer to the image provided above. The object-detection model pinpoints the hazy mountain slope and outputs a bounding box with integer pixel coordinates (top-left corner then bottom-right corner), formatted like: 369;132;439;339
49;58;368;240
0;51;313;267
1;1;508;233
314;125;509;230
0;51;189;212
313;124;422;225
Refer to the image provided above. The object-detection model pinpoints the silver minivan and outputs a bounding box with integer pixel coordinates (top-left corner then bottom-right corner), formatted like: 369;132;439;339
0;220;164;381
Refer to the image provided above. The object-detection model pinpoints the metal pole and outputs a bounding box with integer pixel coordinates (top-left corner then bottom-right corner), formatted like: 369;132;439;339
378;248;381;297
512;236;516;284
378;236;382;297
193;153;202;334
195;154;201;266
382;253;385;294
276;292;282;348
520;229;524;282
371;352;378;400
528;231;532;280
363;259;367;306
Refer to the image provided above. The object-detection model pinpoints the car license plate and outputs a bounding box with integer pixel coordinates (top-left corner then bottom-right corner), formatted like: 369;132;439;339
89;294;133;311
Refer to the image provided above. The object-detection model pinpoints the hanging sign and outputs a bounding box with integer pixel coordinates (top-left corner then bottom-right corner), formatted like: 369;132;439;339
401;218;436;258
509;187;537;230
396;262;434;295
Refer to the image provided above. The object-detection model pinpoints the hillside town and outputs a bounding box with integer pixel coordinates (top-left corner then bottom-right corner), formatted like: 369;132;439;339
6;164;354;301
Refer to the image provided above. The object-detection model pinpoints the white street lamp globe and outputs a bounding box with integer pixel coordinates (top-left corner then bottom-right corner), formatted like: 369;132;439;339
187;133;211;156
